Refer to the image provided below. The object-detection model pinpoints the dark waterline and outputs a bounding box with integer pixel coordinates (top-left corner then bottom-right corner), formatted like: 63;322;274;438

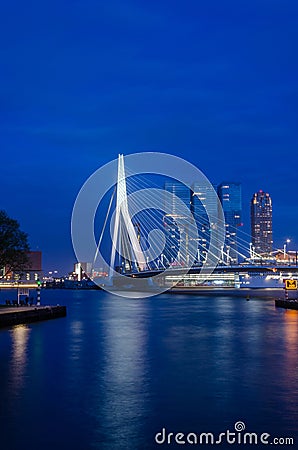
0;289;297;449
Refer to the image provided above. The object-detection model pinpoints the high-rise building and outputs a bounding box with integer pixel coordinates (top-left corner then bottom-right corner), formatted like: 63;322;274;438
191;183;219;263
164;181;191;214
251;190;273;256
164;182;191;265
217;182;242;264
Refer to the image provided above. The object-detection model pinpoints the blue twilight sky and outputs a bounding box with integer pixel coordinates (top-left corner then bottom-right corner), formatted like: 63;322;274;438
0;0;297;274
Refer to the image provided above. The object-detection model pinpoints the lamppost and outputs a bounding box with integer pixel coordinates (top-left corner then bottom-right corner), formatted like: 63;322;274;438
283;239;291;263
48;270;58;280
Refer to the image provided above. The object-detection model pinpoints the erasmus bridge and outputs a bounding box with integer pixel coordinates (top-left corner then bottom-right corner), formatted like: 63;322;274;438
88;154;298;291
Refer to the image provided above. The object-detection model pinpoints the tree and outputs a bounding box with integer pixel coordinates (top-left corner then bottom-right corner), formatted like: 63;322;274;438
0;210;30;278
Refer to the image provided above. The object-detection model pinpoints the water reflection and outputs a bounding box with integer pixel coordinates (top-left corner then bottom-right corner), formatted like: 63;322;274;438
284;310;298;346
1;292;298;449
94;298;150;448
283;310;298;388
9;325;31;392
69;320;84;362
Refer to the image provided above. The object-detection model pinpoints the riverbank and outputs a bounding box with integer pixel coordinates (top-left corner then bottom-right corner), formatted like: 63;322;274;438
275;299;298;310
0;305;67;328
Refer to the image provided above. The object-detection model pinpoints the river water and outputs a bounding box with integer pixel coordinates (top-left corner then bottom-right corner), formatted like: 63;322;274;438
0;289;297;449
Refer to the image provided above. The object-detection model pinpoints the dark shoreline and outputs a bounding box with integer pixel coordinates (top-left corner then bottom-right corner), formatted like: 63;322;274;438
0;305;67;328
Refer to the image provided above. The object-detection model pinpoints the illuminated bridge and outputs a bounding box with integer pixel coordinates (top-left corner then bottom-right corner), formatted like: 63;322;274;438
92;154;298;290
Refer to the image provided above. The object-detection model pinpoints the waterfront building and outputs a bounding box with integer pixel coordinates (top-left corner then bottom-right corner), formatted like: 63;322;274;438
163;182;191;265
74;262;92;281
251;190;273;256
1;251;42;282
191;183;219;264
217;182;242;264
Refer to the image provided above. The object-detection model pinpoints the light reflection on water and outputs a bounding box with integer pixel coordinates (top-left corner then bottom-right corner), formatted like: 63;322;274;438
1;324;31;420
282;310;298;416
0;290;297;449
9;325;31;392
95;299;150;448
69;320;84;361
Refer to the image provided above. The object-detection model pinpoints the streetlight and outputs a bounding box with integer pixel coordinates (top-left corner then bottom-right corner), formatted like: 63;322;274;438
283;239;291;262
48;270;58;280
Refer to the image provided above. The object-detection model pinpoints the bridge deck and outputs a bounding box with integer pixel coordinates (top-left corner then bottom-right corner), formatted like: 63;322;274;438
126;265;298;278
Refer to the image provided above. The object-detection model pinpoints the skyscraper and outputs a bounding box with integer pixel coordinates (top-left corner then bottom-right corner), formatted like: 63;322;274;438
164;182;191;265
164;181;191;214
251;190;273;256
217;182;242;264
191;183;218;263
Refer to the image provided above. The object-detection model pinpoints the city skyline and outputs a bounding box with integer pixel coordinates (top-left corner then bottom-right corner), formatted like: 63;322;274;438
0;157;294;275
0;0;297;274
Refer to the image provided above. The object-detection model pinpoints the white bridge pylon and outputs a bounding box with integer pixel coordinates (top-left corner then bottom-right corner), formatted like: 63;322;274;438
109;154;146;276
